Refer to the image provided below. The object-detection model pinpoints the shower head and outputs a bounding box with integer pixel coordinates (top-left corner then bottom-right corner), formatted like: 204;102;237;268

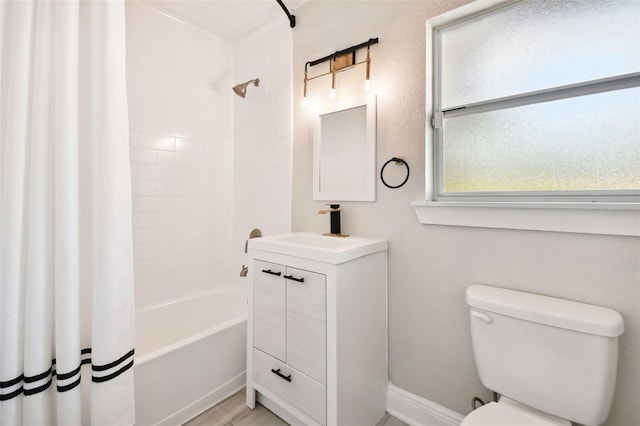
232;78;260;98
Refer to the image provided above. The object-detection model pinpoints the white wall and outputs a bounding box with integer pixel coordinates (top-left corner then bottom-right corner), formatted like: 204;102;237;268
126;2;235;309
292;2;640;425
232;20;293;285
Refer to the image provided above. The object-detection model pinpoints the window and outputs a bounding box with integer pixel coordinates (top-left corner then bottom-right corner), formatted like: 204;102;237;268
415;0;640;236
431;0;640;203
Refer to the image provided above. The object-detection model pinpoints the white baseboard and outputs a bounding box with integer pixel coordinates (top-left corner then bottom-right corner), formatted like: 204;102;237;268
175;379;463;426
159;371;246;426
387;384;465;426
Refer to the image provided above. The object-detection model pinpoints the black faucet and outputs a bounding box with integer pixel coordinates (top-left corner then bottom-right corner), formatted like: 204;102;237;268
319;204;342;235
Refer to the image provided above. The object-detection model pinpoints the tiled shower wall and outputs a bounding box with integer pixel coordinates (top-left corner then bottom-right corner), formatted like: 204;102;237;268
232;21;292;285
126;2;234;309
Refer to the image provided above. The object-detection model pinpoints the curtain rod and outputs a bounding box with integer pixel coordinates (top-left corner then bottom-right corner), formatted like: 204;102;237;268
276;0;296;28
307;38;379;68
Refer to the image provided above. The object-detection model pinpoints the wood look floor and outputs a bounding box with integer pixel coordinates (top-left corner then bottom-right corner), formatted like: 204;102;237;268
184;389;408;426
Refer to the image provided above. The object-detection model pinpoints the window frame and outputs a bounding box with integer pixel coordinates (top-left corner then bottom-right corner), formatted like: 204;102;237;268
415;0;640;236
431;0;640;203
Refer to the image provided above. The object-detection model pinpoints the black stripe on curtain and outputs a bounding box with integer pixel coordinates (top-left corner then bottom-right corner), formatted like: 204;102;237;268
0;348;134;401
92;349;134;372
0;375;24;388
0;387;24;401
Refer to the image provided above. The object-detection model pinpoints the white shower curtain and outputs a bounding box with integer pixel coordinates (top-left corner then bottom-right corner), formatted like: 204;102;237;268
0;0;135;424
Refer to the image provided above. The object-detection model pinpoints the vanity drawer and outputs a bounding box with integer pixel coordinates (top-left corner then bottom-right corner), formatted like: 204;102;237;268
253;348;326;425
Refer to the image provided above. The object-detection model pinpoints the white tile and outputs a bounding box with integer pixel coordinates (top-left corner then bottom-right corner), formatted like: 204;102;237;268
175;138;208;154
261;152;290;169
276;136;293;154
159;166;210;182
209;206;233;228
156;180;210;196
134;251;213;278
133;250;231;297
132;209;214;229
132;165;159;181
134;227;214;245
127;2;242;307
210;183;234;199
133;165;210;182
134;236;215;261
134;266;212;307
130;147;157;165
132;211;175;229
134;227;179;245
132;181;156;196
132;196;215;212
157;151;208;168
132;196;171;212
135;131;175;151
134;243;169;261
173;196;216;212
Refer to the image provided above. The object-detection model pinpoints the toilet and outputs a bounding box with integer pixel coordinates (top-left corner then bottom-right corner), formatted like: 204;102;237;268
463;285;625;426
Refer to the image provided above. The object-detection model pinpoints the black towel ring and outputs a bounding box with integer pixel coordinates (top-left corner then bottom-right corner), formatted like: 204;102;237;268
380;157;410;189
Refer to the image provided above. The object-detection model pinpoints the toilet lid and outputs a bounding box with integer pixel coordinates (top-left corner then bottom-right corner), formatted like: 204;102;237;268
461;401;570;426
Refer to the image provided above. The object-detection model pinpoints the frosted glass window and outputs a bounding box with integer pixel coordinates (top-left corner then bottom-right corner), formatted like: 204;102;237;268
431;0;640;201
443;88;640;193
439;0;640;109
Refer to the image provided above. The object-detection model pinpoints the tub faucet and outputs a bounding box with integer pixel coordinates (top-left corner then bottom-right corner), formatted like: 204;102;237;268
241;229;262;278
244;228;263;253
318;204;343;236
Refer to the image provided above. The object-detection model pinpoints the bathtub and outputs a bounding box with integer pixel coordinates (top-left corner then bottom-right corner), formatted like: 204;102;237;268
134;286;248;425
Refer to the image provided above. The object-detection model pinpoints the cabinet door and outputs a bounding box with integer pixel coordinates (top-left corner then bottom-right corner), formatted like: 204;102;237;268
285;267;326;383
253;260;286;361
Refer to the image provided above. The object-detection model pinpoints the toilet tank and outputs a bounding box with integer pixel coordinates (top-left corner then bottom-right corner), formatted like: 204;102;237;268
466;285;624;426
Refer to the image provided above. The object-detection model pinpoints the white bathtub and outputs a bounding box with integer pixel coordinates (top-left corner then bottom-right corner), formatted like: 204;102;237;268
134;286;248;425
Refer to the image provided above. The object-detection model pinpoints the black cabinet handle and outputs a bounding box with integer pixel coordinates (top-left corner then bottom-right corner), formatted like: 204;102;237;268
283;274;304;283
271;368;292;382
261;269;282;276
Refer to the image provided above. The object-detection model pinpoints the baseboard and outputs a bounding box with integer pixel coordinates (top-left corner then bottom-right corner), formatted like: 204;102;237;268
386;383;465;426
159;371;246;426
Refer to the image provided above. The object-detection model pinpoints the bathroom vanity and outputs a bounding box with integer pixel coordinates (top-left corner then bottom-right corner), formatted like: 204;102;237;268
246;233;388;426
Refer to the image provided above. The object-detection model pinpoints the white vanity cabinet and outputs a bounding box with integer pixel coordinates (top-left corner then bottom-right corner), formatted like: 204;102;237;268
246;233;388;426
253;261;326;382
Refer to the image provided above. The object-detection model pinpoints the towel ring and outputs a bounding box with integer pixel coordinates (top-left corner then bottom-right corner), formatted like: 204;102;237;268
380;157;410;189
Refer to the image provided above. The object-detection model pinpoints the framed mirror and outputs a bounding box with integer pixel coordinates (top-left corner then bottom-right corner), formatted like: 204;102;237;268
313;95;377;201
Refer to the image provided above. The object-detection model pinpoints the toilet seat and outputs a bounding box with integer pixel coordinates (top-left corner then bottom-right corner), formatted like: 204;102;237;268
460;398;571;426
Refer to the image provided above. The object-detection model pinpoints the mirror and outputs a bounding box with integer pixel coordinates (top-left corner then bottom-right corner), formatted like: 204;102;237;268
313;95;376;201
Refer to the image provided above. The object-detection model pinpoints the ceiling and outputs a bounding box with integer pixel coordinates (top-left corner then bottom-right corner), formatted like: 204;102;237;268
147;0;309;40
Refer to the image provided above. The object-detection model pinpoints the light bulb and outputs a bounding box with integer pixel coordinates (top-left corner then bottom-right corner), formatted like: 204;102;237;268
365;79;371;92
302;96;308;107
329;88;336;99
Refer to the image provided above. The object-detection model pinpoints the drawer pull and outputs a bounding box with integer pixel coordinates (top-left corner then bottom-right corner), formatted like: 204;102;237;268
271;368;292;382
283;274;304;283
262;269;282;276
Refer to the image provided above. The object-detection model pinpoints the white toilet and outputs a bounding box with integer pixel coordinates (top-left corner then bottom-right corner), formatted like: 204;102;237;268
463;284;625;426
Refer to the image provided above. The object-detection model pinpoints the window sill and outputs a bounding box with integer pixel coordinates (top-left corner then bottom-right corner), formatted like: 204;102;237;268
412;201;640;236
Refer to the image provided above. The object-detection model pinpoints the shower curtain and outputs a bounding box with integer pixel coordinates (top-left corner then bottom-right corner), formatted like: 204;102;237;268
0;0;135;424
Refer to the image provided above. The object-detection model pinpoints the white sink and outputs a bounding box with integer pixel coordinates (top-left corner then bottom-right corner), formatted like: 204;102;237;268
247;232;387;264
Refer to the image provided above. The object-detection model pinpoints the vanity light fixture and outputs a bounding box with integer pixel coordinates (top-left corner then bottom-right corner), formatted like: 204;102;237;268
330;58;337;99
303;37;379;105
365;45;371;91
303;67;309;106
